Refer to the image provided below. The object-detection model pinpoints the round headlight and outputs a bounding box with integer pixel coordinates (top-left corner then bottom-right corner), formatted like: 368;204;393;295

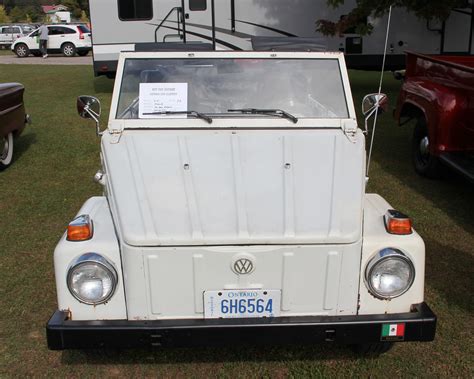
365;248;415;299
67;253;117;305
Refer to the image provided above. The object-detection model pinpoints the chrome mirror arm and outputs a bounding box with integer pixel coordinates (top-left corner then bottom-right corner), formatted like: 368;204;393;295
84;105;102;136
363;104;380;134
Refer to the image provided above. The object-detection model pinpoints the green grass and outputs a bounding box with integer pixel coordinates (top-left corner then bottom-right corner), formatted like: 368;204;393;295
0;65;473;377
0;48;13;55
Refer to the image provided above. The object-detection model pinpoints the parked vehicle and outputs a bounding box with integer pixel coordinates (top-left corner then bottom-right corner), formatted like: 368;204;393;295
88;0;473;77
46;50;436;352
12;24;92;58
395;52;474;182
0;25;28;49
0;83;30;169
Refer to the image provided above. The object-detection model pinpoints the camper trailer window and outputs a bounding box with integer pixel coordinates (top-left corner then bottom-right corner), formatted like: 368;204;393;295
116;58;349;120
118;0;153;21
189;0;207;11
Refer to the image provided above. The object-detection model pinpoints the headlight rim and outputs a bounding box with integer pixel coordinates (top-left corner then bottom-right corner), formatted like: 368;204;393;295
67;252;118;305
365;248;416;300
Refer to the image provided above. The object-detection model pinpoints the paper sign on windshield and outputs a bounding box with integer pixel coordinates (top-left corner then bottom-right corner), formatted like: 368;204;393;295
139;83;188;118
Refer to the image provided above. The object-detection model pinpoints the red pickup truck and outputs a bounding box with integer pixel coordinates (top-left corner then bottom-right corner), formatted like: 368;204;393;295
395;52;474;182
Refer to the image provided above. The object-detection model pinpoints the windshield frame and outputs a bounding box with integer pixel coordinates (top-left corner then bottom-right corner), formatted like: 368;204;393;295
109;51;357;129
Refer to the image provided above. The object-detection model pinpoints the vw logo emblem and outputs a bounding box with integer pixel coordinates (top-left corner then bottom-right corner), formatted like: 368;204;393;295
233;258;254;275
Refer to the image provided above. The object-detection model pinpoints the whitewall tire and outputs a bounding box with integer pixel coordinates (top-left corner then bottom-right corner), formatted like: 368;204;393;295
0;132;14;170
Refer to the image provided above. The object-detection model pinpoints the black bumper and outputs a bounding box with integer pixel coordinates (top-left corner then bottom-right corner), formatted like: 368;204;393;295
46;302;436;350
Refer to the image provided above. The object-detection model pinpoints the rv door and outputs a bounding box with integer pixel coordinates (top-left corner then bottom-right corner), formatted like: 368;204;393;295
442;6;474;54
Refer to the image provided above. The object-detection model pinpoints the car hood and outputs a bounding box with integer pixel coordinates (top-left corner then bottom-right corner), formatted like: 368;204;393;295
102;128;365;247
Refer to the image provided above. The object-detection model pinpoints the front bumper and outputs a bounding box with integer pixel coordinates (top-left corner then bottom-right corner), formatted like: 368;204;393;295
46;302;436;350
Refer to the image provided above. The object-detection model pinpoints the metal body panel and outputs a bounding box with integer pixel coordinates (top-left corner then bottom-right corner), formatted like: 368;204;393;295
359;194;425;314
102;128;365;247
122;240;362;320
0;83;27;138
54;197;127;320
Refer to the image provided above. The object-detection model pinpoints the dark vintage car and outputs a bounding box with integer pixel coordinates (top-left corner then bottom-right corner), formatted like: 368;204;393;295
0;83;30;169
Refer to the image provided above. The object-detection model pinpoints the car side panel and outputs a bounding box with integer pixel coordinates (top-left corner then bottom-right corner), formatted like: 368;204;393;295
0;83;27;137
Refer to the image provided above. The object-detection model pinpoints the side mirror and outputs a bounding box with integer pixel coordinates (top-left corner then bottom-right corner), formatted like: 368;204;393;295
362;93;388;117
77;95;102;136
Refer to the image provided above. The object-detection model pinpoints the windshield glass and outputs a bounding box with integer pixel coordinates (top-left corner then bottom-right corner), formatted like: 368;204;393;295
116;58;349;120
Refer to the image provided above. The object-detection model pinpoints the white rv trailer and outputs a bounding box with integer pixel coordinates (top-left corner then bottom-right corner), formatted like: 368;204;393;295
89;0;474;77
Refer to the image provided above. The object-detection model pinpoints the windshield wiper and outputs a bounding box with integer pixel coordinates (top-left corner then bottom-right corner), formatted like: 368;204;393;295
228;108;298;124
143;111;213;124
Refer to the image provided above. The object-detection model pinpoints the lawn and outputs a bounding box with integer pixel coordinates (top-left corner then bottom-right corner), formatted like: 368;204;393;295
0;64;473;377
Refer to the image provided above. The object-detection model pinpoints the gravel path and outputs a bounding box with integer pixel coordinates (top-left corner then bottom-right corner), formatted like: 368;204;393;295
0;54;92;65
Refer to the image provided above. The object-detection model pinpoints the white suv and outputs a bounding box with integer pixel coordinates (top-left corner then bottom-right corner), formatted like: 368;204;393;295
12;24;91;57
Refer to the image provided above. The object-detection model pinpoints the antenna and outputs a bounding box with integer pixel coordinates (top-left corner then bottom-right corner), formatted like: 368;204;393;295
366;5;393;177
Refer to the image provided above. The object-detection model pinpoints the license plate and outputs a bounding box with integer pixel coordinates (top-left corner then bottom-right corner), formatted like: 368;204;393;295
204;289;281;319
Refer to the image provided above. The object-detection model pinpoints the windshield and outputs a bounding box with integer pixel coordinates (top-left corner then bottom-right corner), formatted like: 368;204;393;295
116;58;349;120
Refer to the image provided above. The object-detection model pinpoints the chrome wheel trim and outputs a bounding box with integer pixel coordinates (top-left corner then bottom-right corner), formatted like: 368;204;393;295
0;135;8;161
419;136;430;164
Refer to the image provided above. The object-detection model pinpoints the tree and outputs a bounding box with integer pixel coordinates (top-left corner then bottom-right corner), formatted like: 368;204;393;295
80;9;89;23
61;0;83;19
0;5;11;23
9;6;26;22
317;0;471;36
23;4;42;22
4;0;17;13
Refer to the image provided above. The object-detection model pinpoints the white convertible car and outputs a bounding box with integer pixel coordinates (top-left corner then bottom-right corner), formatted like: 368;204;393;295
46;50;436;354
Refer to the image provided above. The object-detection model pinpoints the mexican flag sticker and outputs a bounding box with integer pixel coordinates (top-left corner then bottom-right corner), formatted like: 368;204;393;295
381;323;405;341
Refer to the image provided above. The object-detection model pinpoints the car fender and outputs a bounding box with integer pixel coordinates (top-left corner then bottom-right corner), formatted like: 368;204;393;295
53;196;127;320
359;194;425;315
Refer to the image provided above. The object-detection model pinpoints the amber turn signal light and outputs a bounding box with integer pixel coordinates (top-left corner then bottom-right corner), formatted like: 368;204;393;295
67;214;93;241
384;210;412;235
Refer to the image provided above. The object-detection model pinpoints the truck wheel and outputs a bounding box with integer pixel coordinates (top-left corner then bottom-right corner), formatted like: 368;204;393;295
412;119;440;178
0;132;14;170
14;43;29;58
62;43;76;57
352;342;394;355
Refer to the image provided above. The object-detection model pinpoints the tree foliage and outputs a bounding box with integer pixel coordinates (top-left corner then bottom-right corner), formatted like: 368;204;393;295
317;0;471;35
0;5;11;23
1;0;89;23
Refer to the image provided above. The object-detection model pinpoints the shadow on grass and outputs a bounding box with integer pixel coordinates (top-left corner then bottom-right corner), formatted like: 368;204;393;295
93;76;114;94
424;239;473;313
61;344;365;365
13;131;37;165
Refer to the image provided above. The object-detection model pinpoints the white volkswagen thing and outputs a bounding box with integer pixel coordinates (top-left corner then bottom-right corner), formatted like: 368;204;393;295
46;50;436;353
